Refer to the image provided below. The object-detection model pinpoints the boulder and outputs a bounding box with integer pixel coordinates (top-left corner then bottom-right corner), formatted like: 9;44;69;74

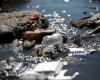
22;40;36;49
70;19;96;28
0;57;17;79
0;11;49;41
41;33;64;58
70;13;100;34
42;33;63;47
70;13;100;28
0;11;33;41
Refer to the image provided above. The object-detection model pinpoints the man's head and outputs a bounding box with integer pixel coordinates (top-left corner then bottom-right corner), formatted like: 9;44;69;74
30;11;41;20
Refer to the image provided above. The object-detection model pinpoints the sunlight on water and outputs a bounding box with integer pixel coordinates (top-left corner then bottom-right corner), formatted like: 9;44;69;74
64;0;70;3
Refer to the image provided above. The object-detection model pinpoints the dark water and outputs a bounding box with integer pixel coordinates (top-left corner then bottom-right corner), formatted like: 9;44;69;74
0;0;100;80
2;0;100;18
64;52;100;80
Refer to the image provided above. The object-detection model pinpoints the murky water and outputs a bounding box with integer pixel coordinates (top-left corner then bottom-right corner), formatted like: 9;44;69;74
0;0;100;80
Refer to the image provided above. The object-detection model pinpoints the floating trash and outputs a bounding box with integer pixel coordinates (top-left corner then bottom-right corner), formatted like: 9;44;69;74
68;47;93;56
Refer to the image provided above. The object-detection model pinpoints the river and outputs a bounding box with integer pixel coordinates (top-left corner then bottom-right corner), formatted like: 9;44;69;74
0;0;100;80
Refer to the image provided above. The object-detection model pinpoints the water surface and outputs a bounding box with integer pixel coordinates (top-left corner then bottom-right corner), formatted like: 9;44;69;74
0;0;100;80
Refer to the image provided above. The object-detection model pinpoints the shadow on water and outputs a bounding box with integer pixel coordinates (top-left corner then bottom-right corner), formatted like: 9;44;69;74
0;0;30;12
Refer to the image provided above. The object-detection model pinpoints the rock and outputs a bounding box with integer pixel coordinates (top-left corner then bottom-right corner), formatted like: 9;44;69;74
0;57;17;78
0;57;16;67
70;13;100;28
7;57;16;63
70;19;96;28
0;11;49;39
72;35;83;47
59;31;68;43
0;25;11;31
49;45;69;60
40;45;55;58
42;33;63;47
0;11;33;40
41;32;64;57
70;13;100;35
0;11;33;29
33;44;44;56
23;40;36;49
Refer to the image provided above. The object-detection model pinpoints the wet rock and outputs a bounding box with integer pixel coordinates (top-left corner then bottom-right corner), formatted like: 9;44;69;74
0;11;49;40
49;45;69;60
0;57;17;78
0;11;33;29
70;19;96;28
39;44;69;59
70;13;100;34
42;33;63;47
23;40;36;49
59;31;68;43
71;32;100;48
72;35;83;47
40;45;55;58
41;33;68;58
70;13;100;28
0;11;33;41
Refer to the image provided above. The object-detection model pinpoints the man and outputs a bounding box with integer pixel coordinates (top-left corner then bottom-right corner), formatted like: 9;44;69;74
24;11;49;31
